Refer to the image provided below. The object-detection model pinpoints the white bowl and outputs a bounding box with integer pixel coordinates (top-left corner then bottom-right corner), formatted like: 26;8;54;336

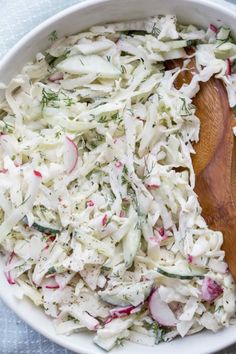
1;0;236;353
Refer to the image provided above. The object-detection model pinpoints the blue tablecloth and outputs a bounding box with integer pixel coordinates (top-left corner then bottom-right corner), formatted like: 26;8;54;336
1;0;236;353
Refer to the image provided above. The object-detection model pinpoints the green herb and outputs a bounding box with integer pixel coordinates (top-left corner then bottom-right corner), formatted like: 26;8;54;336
179;97;195;116
151;23;161;38
55;131;62;138
121;65;126;74
143;321;169;344
142;157;155;181
47;266;56;275
143;321;159;333
1;121;14;133
123;165;128;175
41;88;59;108
98;115;110;123
64;97;75;107
67;315;80;324
216;305;224;313
19;195;31;207
105;215;112;226
115;337;126;347
79;57;85;66
45;50;70;68
48;30;58;42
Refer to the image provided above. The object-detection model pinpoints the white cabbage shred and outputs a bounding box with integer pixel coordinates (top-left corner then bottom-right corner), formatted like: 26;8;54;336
0;15;236;351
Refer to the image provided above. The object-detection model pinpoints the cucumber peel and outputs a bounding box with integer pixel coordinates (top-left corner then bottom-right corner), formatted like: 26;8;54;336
157;262;206;280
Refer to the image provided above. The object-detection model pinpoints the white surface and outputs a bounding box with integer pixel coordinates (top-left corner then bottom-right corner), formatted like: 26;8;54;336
1;0;236;353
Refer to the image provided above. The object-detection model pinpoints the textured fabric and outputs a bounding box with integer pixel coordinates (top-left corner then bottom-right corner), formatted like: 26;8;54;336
1;0;236;353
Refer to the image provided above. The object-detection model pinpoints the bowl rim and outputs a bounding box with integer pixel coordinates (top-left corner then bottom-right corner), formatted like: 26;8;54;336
1;0;236;353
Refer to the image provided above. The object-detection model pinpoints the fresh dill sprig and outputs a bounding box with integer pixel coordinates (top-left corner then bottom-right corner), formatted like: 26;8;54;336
48;30;58;42
41;88;59;108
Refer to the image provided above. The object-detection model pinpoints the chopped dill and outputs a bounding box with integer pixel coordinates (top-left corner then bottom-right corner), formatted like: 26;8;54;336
48;31;58;43
41;88;60;108
48;30;58;42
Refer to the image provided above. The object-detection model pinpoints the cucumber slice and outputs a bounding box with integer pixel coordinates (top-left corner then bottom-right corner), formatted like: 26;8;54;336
165;40;194;50
217;27;231;41
31;222;60;235
123;226;141;269
23;216;60;235
99;280;153;307
214;42;236;59
157;261;206;280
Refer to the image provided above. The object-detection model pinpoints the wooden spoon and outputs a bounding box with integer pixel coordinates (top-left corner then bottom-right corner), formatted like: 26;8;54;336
166;56;236;280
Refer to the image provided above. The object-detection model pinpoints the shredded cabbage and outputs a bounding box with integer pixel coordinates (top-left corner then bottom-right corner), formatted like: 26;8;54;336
0;15;236;351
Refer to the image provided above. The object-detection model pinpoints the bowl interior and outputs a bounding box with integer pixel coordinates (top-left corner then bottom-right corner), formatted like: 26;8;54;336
0;0;236;353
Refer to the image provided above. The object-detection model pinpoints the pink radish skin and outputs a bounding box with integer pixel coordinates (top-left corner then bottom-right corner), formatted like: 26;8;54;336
86;200;95;207
119;210;125;217
109;305;135;318
45;277;60;289
209;24;218;33
107;304;142;323
187;254;193;264
49;72;64;82
146;184;160;190
201;277;223;302
148;289;177;327
5;252;16;285
102;214;108;226
33;170;42;178
115;161;123;168
64;136;78;173
45;284;60;289
226;58;232;76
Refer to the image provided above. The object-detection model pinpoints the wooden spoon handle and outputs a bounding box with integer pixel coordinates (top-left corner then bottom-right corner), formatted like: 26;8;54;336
166;57;236;279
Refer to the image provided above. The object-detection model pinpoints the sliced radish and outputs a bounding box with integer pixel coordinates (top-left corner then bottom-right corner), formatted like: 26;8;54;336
102;213;108;226
33;170;42;178
158;227;165;237
226;58;232;76
109;304;142;320
64;136;78;174
48;72;64;82
44;277;60;289
105;316;113;324
119;210;125;217
148;289;177;327
209;24;218;33
109;305;134;318
146;184;160;190
201;277;223;303
115;161;123;168
5;252;16;285
187;254;193;264
86;200;95;207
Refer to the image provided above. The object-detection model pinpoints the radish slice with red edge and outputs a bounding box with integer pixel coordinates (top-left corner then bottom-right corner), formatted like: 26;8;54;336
209;24;218;33
44;277;60;289
33;170;42;178
64;136;78;173
48;72;64;82
5;252;16;285
109;305;135;318
148;289;177;327
226;58;232;76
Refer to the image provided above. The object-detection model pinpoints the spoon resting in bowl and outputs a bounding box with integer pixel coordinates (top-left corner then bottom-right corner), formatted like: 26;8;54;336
166;55;236;280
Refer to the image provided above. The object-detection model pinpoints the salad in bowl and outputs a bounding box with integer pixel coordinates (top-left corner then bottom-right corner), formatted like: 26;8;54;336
0;13;236;352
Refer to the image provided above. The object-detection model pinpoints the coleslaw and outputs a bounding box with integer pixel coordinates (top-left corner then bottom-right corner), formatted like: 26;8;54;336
0;15;236;351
